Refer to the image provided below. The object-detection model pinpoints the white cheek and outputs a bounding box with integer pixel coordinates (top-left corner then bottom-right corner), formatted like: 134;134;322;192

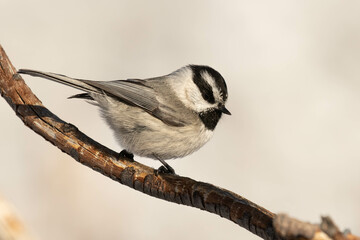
170;67;216;112
185;86;214;112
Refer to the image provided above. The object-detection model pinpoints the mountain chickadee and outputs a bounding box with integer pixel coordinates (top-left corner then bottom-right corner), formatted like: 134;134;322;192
18;65;230;174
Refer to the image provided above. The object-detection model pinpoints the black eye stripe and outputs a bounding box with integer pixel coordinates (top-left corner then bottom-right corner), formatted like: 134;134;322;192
190;65;215;104
190;65;228;103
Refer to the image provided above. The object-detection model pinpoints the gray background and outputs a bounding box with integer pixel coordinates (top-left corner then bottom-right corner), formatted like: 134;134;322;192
1;1;359;239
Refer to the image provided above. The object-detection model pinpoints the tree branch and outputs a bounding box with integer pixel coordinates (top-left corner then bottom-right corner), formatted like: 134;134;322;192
0;45;357;240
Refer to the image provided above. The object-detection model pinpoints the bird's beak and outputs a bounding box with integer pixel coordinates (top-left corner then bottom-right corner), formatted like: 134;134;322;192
219;105;231;115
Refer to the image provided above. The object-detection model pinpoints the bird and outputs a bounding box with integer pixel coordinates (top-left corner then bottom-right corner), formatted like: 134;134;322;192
18;65;230;174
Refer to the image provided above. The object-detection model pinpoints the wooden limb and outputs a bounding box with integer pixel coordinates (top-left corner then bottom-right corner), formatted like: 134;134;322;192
274;214;359;240
0;45;358;240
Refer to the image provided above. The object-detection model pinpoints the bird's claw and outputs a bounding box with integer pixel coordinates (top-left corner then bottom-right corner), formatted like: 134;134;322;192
118;150;134;161
155;165;175;175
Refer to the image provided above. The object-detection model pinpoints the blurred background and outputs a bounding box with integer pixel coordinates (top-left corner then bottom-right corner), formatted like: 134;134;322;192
0;0;359;239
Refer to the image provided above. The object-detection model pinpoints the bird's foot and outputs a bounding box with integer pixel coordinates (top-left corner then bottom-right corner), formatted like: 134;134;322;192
155;158;175;175
118;150;134;161
155;165;175;175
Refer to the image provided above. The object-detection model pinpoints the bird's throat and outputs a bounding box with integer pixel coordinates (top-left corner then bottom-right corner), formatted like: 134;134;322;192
198;109;222;130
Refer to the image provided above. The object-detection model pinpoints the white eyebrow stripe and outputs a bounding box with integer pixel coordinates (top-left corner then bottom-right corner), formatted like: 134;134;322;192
201;71;222;103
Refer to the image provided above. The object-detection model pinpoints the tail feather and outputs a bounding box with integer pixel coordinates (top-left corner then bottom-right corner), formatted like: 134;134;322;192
18;69;100;94
68;93;94;100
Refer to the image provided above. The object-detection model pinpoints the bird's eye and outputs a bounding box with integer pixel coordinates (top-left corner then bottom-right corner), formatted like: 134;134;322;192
202;89;215;104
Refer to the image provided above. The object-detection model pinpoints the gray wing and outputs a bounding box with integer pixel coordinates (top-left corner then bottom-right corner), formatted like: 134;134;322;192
83;79;187;127
83;79;158;112
18;69;187;127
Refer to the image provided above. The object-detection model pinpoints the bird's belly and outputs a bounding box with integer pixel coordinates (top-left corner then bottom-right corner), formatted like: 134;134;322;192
101;105;213;160
129;123;213;160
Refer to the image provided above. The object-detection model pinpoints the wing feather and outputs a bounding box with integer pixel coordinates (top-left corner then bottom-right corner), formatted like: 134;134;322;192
83;79;187;126
83;79;158;112
18;69;188;127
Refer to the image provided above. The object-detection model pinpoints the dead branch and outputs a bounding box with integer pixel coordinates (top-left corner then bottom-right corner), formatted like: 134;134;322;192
274;214;359;240
0;45;357;240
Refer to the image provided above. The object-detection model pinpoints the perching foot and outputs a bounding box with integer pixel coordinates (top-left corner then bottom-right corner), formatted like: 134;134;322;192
118;150;134;161
155;157;175;175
